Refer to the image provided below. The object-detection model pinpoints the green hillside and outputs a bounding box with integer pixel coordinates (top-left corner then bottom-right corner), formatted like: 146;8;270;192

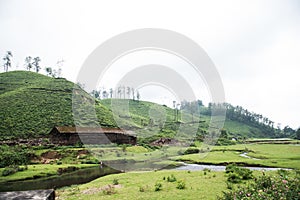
0;71;116;139
0;70;282;141
100;99;209;142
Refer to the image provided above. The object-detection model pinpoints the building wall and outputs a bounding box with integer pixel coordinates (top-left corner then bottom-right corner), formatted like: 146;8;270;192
50;128;136;145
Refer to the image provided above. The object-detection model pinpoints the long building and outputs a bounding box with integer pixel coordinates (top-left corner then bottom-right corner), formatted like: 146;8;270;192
49;126;137;145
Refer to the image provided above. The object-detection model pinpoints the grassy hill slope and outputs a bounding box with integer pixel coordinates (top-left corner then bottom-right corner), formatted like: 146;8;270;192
0;71;116;139
0;71;279;140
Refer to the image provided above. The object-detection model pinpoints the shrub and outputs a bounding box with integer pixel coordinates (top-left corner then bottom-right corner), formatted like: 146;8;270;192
216;138;236;146
56;160;62;165
203;168;211;172
219;170;300;200
112;178;119;185
227;172;241;183
2;167;16;176
184;147;200;155
176;180;186;190
167;174;177;182
0;145;32;167
154;182;162;191
226;182;234;190
225;164;253;183
139;186;145;192
225;164;238;174
2;165;28;176
277;169;289;179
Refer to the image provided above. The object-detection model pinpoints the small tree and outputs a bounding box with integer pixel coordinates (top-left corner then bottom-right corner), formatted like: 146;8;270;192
25;56;33;71
131;87;135;100
109;88;113;98
45;67;53;76
3;51;13;72
102;90;108;99
136;90;140;101
126;87;131;99
32;57;41;72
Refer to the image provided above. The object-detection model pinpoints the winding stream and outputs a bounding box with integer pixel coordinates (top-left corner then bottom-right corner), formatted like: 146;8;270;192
173;162;287;171
239;152;260;160
0;165;120;192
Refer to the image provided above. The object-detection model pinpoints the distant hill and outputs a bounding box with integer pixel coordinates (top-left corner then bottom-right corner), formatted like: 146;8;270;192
0;70;282;141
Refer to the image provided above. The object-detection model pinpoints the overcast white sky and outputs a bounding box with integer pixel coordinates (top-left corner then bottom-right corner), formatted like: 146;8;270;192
0;0;299;129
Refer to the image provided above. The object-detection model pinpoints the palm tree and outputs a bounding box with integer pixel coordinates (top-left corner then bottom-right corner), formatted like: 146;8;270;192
33;57;41;72
3;51;13;72
25;56;33;71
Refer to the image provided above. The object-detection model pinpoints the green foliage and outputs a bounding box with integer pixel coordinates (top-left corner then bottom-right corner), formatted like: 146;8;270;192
2;165;28;176
227;172;241;183
219;170;300;200
225;164;253;183
154;182;162;191
0;71;116;139
2;167;17;176
0;71;291;142
203;168;211;172
176;180;186;190
216;138;236;146
184;147;200;155
56;160;62;165
166;174;177;182
0;145;32;167
112;178;119;185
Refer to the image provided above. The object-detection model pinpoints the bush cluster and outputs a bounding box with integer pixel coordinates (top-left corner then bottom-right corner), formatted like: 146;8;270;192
154;174;186;192
219;170;300;200
176;180;186;190
225;164;253;183
0;145;32;167
154;182;162;191
112;178;119;185
2;165;28;176
184;147;200;155
166;174;177;182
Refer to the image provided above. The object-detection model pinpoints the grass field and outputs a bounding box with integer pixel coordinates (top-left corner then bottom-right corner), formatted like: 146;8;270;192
56;169;290;200
175;143;300;169
56;170;228;200
1;143;299;184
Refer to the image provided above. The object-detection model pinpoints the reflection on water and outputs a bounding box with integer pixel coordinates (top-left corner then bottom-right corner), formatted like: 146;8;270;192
0;165;120;192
